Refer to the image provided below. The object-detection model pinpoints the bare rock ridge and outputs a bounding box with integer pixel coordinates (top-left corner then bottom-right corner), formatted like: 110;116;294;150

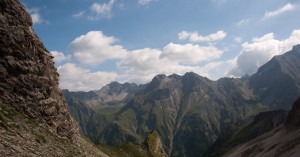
0;0;107;156
0;0;77;140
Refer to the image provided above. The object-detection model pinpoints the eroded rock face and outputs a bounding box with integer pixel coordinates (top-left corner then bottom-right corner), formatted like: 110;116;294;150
0;0;77;140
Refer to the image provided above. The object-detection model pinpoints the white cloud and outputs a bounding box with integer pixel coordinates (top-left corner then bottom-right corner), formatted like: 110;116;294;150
263;3;296;20
72;11;85;18
69;31;126;65
60;30;224;90
58;63;118;91
117;44;223;83
162;43;223;64
178;30;227;43
138;0;152;5
26;8;43;25
237;19;249;26
228;29;300;77
89;0;115;20
50;51;71;64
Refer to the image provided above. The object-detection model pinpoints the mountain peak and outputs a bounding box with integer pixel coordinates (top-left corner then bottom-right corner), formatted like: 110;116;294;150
153;74;167;80
183;71;199;78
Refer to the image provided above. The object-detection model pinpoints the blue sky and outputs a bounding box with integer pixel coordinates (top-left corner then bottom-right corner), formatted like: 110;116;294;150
21;0;300;91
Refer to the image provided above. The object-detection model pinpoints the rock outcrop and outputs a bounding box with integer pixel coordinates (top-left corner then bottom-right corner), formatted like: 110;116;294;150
0;0;107;156
143;130;167;157
0;0;77;139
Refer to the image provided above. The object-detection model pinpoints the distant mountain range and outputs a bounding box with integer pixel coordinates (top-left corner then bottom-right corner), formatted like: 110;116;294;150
64;45;300;157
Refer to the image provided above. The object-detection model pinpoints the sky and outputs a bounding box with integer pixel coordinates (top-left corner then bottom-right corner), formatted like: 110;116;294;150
21;0;300;91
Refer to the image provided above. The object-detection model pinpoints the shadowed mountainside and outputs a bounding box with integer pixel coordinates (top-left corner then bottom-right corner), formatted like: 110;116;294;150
222;97;300;157
202;109;288;157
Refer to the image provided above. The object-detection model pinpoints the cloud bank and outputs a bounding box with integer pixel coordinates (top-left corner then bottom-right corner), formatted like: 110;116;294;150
54;29;300;91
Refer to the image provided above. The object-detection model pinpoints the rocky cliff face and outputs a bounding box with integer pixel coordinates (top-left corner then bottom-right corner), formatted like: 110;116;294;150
0;0;77;139
0;0;107;156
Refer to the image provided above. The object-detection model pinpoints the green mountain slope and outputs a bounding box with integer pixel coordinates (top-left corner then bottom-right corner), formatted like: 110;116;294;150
94;73;266;157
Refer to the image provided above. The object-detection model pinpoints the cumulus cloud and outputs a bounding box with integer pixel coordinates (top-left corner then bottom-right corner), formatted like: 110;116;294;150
228;29;300;77
263;3;296;20
162;43;223;64
117;44;223;83
178;30;227;43
60;30;225;90
89;0;115;20
26;8;43;25
58;63;118;91
50;51;71;64
138;0;152;5
69;31;126;65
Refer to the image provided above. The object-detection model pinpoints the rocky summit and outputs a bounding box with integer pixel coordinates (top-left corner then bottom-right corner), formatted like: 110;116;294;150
0;0;107;156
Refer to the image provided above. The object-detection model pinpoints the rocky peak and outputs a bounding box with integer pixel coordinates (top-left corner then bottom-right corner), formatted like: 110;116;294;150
145;74;168;91
0;0;77;140
182;72;211;94
102;81;139;94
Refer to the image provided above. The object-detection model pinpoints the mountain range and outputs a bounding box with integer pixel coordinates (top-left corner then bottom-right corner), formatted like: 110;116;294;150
64;45;300;157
